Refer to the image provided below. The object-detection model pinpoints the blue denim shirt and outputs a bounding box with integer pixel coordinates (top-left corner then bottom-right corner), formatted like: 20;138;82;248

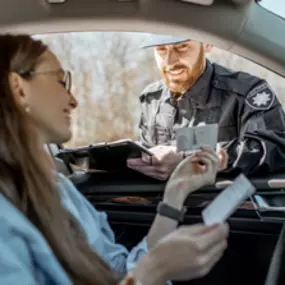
0;173;148;284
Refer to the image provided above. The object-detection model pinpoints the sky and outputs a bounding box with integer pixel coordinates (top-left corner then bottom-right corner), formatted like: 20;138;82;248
260;0;285;19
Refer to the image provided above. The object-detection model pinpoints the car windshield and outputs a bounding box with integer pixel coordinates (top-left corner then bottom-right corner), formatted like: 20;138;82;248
259;0;285;19
36;32;285;149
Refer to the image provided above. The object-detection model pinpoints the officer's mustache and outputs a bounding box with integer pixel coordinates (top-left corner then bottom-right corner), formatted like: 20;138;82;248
164;64;190;73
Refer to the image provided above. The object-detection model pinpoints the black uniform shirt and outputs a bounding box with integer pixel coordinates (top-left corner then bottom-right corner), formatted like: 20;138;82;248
139;60;285;175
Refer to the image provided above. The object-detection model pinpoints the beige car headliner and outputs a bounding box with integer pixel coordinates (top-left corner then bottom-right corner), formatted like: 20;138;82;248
0;0;284;76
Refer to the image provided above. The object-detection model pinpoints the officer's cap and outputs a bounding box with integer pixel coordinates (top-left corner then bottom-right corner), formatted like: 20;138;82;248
141;34;190;49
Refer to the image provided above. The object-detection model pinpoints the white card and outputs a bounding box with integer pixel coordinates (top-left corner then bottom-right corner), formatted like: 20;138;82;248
202;174;256;226
176;124;218;152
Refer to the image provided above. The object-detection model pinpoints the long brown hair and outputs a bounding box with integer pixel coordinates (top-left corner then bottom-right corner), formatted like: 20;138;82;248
0;34;116;285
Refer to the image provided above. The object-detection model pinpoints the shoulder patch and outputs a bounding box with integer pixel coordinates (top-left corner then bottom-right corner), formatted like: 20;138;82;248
245;82;275;110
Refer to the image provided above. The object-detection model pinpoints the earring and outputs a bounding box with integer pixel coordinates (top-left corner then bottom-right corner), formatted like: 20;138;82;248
25;105;31;113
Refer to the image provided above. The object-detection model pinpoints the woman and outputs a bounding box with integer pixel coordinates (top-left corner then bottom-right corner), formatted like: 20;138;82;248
0;34;228;285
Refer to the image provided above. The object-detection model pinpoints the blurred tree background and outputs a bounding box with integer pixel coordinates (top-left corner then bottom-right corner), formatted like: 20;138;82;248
37;32;285;148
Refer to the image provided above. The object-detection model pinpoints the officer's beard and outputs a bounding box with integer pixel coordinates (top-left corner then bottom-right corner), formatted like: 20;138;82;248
162;44;206;99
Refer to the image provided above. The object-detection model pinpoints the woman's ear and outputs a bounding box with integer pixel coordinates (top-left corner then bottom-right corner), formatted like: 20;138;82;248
8;72;29;107
204;44;213;53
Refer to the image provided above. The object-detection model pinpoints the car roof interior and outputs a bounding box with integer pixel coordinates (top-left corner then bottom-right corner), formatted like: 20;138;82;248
0;0;284;77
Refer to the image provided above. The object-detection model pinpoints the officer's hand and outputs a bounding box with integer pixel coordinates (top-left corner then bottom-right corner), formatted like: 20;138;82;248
130;223;229;284
182;146;228;172
163;147;220;204
127;145;183;181
218;147;228;171
127;145;228;181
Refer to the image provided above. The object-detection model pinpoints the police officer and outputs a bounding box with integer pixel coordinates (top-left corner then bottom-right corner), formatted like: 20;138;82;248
127;35;285;180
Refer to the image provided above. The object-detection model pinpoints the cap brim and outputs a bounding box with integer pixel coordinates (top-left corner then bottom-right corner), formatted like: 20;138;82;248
141;35;190;49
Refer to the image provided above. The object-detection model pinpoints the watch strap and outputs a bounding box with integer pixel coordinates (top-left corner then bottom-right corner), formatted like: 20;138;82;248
157;201;187;223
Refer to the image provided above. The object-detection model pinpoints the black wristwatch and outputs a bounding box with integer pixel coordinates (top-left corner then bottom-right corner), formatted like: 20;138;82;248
157;201;187;223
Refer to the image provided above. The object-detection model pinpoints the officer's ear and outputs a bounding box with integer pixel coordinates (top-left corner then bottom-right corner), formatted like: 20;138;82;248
203;44;213;53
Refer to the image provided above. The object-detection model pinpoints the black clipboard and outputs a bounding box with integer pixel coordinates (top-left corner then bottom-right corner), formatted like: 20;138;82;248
56;139;153;172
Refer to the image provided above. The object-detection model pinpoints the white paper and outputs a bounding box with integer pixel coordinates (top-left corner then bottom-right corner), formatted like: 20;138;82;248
176;124;218;152
202;174;256;225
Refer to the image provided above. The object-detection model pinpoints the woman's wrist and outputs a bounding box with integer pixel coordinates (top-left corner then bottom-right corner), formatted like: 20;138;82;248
131;249;166;285
162;192;185;210
163;181;198;209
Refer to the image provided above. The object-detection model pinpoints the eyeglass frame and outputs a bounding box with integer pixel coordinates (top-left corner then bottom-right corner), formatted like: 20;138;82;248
17;69;72;94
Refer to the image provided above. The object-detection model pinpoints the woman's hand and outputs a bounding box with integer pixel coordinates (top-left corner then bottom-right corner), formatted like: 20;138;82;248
163;147;221;206
129;223;229;285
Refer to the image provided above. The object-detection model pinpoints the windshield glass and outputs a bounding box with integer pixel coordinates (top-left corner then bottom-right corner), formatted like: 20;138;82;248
36;31;285;148
259;0;285;19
